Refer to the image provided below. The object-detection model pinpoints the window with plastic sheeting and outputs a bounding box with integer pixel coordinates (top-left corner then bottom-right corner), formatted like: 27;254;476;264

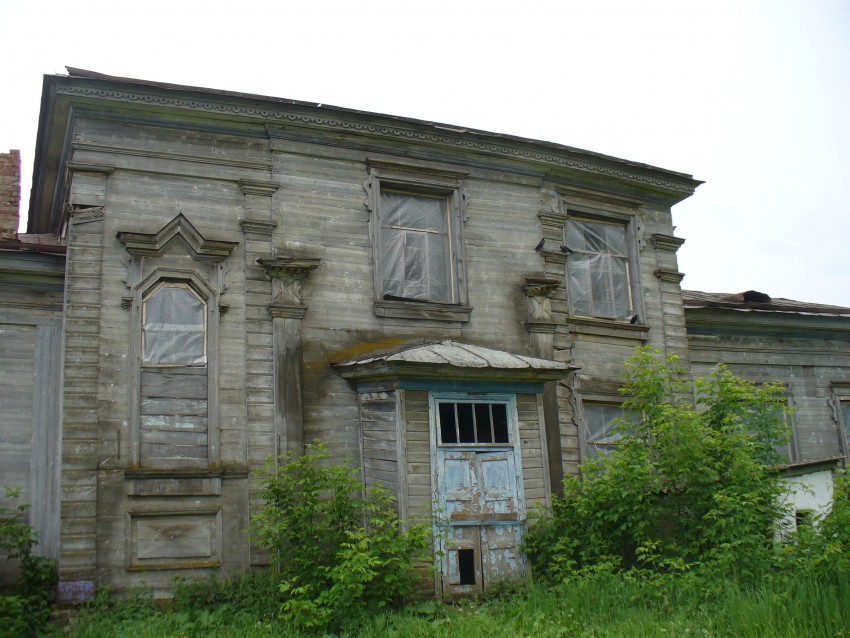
380;189;452;303
582;402;639;460
566;218;634;320
142;282;207;366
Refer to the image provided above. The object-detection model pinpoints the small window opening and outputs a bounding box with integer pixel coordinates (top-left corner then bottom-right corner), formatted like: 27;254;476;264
795;509;814;530
439;402;510;444
457;549;476;585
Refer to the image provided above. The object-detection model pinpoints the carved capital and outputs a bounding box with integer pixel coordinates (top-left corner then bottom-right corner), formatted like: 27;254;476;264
524;276;560;323
258;257;321;306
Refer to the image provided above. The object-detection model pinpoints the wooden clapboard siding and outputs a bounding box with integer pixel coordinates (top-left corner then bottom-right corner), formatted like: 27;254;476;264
359;391;400;497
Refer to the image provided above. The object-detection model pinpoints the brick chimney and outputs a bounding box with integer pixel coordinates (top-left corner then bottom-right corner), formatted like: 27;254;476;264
0;149;21;239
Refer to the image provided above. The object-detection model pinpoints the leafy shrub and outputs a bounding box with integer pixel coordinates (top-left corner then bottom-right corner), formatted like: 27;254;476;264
526;347;791;581
0;487;57;637
252;444;429;631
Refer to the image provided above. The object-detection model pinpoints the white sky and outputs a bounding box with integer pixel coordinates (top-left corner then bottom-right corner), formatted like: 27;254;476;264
2;0;848;305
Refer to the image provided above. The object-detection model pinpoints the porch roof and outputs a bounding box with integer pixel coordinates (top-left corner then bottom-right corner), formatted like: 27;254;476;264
335;340;577;384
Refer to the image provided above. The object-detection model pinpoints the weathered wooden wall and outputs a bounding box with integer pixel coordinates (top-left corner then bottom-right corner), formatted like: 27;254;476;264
686;318;850;462
37;77;695;593
0;249;64;584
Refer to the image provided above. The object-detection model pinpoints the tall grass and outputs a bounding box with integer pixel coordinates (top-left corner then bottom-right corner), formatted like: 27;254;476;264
66;569;850;637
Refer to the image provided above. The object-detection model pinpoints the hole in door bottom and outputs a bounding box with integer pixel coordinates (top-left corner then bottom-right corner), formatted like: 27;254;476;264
458;549;476;585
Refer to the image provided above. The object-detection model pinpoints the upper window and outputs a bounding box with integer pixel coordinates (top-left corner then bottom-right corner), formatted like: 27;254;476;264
367;160;470;322
142;282;206;366
380;188;453;303
565;217;634;321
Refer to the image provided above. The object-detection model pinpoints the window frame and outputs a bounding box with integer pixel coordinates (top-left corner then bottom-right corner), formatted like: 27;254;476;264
141;280;208;367
128;269;221;470
366;159;471;322
435;398;514;448
564;211;640;322
831;385;850;463
579;398;640;461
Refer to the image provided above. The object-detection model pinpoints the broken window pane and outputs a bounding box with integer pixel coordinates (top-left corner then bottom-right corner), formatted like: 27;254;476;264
143;283;206;366
438;402;511;445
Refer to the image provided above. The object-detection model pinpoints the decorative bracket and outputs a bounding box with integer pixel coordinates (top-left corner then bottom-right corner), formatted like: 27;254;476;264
524;276;561;325
258;257;321;307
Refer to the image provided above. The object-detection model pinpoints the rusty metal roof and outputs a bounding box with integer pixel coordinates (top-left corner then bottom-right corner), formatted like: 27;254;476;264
683;290;850;318
336;340;575;383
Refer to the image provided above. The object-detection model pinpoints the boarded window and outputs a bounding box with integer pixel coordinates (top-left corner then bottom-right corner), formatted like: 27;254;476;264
566;218;633;320
380;189;452;303
438;402;510;445
142;283;206;366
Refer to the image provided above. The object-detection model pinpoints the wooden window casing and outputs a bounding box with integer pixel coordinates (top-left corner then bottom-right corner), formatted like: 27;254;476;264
366;159;471;322
565;216;637;321
129;271;220;471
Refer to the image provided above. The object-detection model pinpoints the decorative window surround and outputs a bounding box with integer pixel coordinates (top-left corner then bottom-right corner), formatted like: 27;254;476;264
365;158;471;323
537;189;647;338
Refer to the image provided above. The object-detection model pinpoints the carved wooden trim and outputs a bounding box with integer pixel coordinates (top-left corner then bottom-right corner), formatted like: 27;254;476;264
374;299;472;323
66;162;115;175
655;268;685;284
238;179;279;197
258;257;321;308
59;85;700;196
239;220;277;236
650;233;686;252
117;214;239;260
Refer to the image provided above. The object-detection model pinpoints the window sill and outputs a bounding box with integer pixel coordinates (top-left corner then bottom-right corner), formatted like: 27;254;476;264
567;316;649;341
375;299;472;323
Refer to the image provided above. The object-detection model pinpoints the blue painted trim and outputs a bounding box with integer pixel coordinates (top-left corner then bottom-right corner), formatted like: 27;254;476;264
399;378;543;393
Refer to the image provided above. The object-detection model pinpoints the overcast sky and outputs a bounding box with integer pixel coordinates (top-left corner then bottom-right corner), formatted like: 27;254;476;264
2;0;848;305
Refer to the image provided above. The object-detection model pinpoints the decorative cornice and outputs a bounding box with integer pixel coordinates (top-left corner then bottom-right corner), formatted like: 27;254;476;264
239;219;277;236
655;269;685;284
67;162;114;175
117;213;239;260
238;179;279;197
650;233;686;252
72;142;271;172
58;85;699;195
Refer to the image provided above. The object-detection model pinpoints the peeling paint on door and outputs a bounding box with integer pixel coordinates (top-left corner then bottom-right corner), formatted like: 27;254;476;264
429;393;526;595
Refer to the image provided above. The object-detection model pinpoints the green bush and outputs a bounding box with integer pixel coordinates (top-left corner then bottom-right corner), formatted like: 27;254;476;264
252;444;429;632
0;487;57;638
526;347;791;581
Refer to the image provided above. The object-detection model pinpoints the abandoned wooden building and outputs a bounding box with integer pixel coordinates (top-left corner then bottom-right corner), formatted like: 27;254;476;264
2;69;849;598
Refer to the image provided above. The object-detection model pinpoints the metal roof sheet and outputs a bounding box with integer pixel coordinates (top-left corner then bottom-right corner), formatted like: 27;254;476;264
338;340;570;371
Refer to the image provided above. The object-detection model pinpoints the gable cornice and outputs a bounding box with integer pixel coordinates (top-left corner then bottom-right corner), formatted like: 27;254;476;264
57;85;699;197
